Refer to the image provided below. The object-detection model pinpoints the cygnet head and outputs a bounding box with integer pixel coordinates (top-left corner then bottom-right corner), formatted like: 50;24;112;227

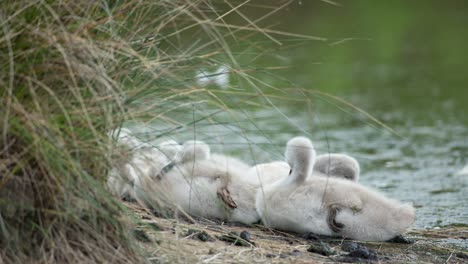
177;140;211;163
285;137;316;184
158;140;182;160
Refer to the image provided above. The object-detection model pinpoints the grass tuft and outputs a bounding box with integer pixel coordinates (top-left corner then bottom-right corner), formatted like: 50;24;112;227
0;0;285;262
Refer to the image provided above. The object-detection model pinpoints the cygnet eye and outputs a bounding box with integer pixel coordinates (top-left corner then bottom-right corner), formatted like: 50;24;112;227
288;168;292;175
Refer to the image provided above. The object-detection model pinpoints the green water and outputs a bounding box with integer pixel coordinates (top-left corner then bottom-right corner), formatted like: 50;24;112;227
142;1;468;231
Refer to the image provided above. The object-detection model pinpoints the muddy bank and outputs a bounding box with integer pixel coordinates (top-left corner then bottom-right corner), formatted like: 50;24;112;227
126;202;468;263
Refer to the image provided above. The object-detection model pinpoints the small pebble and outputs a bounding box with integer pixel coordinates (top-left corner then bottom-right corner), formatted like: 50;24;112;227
307;241;336;256
342;241;359;252
290;249;302;256
301;232;320;241
217;231;252;246
240;230;251;242
185;229;215;242
341;241;378;261
197;231;214;242
348;248;378;261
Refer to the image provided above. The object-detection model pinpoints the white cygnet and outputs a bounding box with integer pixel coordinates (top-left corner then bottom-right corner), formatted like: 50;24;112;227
256;136;415;241
106;128;146;200
139;140;259;224
108;137;181;202
130;140;202;210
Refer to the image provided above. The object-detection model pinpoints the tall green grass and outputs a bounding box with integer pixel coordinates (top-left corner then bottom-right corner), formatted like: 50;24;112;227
0;0;277;262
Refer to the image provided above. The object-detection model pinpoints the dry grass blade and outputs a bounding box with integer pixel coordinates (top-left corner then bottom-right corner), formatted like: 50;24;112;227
310;89;400;136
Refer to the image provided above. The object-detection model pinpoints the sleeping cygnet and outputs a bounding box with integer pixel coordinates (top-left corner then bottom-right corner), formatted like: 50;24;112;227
107;134;181;202
154;140;237;208
256;136;415;241
131;140;210;213
140;140;259;224
106;128;146;200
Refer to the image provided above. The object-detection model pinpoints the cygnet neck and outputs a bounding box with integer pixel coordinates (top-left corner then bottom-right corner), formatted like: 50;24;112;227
284;137;315;185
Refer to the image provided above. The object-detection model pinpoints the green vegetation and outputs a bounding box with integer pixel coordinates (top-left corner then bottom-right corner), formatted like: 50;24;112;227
0;0;271;262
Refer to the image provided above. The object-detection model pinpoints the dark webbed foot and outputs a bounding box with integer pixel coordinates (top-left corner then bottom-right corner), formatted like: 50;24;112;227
327;205;345;233
217;186;237;209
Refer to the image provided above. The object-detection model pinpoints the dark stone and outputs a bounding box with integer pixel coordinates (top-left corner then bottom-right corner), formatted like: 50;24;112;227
224;221;253;228
196;231;214;242
217;231;253;246
387;235;415;244
333;256;370;263
301;232;320;241
341;242;378;261
307;241;336;256
290;249;302;256
184;229;215;242
348;248;378;261
121;194;137;203
239;230;251;242
342;241;360;252
133;229;152;243
456;252;468;259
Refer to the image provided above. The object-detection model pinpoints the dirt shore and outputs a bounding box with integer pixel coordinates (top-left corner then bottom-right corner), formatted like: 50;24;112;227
126;202;468;263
